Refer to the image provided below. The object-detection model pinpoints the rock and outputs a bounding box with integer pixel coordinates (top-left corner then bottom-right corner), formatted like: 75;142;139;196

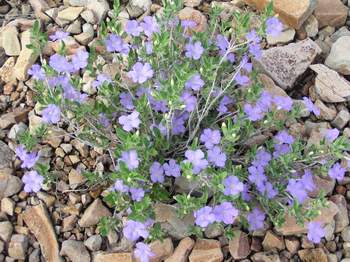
69;0;87;5
285;237;300;254
310;64;350;103
330;194;349;233
267;27;295;45
57;7;84;21
0;142;14;170
178;7;208;33
22;203;62;262
144;238;173;262
331;27;350;42
8;234;28;260
308;175;335;197
253;38;321;90
262;231;285;251
86;0;109;24
1;26;20;56
60;240;90;262
344;242;350;257
62;215;77;232
81;10;97;24
67;20;82;34
251;252;281;262
0;221;13;242
29;0;50;20
165;237;195;262
276;201;338;235
1;197;15;216
8;123;27;140
342;226;350;241
243;0;317;29
154;203;194;240
14;30;39;81
315;100;337;121
204;223;224;238
303;15;319;37
0;57;16;83
0;168;22;199
78;198;111;227
325;36;350;75
332;109;350;129
0;108;29;130
29;249;41;262
92;252;132;262
68;169;86;189
184;0;201;7
229;230;251;259
84;235;102;251
188;239;223;262
314;0;348;28
126;0;151;18
298;248;328;262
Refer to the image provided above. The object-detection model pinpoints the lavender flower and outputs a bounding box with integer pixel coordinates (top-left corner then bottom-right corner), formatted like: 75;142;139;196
62;83;87;103
325;128;340;142
301;170;316;192
216;34;235;62
49;31;69;41
247;208;265;231
49;54;72;73
286;179;308;203
185;74;205;91
266;17;283;37
150;161;165;183
273;96;293;111
114;179;129;193
128;62;154;84
42;104;61;124
248;42;262;59
15;146;39;169
184;149;208;174
105;34;129;54
274;130;294;145
252;148;271;168
141;16;160;37
134;242;154;262
180;91;197;112
235;73;250;86
213;202;239;224
223;175;244;196
200;129;221;149
123;220;149;241
244;103;264;121
207;146;226;168
119;92;135;110
307;222;325;244
328;162;345;181
92;74;111;88
118;111;141;132
28;64;45;80
194;206;216;227
257;181;278;199
22;171;44;193
163;159;181;177
218;96;233;115
185;41;204;60
120;150;139;170
181;19;197;29
273;144;292;158
125;20;143;36
71;50;89;71
303;97;320;116
145;41;153;54
246;30;261;43
130;187;145;202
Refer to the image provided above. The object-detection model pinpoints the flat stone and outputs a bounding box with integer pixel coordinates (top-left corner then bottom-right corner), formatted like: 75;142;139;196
325;36;350;75
189;239;223;262
243;0;317;29
92;252;132;262
262;231;285;251
310;64;350;102
84;235;102;251
330;194;349;233
22;203;62;262
229;230;251;259
315;100;337;121
298;248;328;262
0;221;13;242
145;238;173;262
267;27;295;45
178;7;208;33
0;57;16;83
57;7;84;21
0;168;22;200
165;237;195;262
251;252;281;262
314;0;348;28
8;234;28;260
60;240;90;262
78;198;111;227
0;108;30;129
1;26;21;56
332;109;350;129
0;142;14;169
253;38;321;90
86;0;109;24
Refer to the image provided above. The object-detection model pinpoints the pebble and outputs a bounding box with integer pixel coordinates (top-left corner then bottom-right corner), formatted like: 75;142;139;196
0;221;13;242
86;0;109;24
1;25;21;56
188;239;223;262
314;0;348;28
8;123;27;140
332;109;350;129
1;197;15;216
126;0;151;18
330;194;350;233
57;7;84;22
0;168;22;199
78;198;111;227
298;248;328;262
267;27;295;45
303;15;319;37
84;235;102;251
229;230;251;259
92;252;132;262
8;234;28;260
146;238;174;261
165;237;195;262
60;240;90;262
325;36;350;75
262;231;285;251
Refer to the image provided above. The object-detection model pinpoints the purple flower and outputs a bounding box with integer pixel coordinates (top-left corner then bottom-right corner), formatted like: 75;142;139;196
200;129;221;149
185;74;205;91
266;17;283;37
184;149;208;174
275;130;294;145
134;242;154;262
223;175;244;196
273;144;291;158
218;96;233;115
15;146;39;169
49;54;72;73
42;104;61;124
105;34;130;55
307;222;325;244
120;150;139;170
273;96;293;111
181;19;197;29
287;179;308;203
141;16;160;37
123;220;149;241
128;62;154;84
92;74;111;88
235;72;250;86
216;34;229;51
185;41;204;60
246;30;261;43
213;202;239;224
130;187;145;201
172;115;186;135
325;128;339;142
62;83;87;103
163;159;181;177
303;97;320;116
248;42;262;59
207;146;226;168
247;208;265;231
301;170;316;192
244;103;264;121
22;171;43;193
240;56;252;72
49;31;69;41
257;181;278;199
71;50;89;71
28;64;45;80
328;162;345;181
150;98;168;113
252;148;271;168
150;161;165;183
248;165;266;187
119;92;135;110
114;179;129;193
181;91;197;112
194;206;216;227
145;41;153;54
119;111;141;132
256;91;273;112
125;20;143;36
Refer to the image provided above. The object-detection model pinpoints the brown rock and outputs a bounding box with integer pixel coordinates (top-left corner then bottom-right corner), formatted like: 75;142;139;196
314;0;348;28
189;239;223;262
262;231;285;251
139;238;173;262
229;230;251;259
332;109;350;129
0;168;22;199
60;240;90;262
251;237;263;252
329;194;349;233
243;0;317;29
68;169;86;189
0;108;30;129
178;7;207;33
29;0;50;20
0;57;16;83
308;175;335;198
251;252;281;262
165;237;195;262
78;198;111;227
1;25;21;56
22;203;62;262
315;100;337;121
8;234;28;260
62;215;78;232
298;248;327;262
93;252;132;262
285;237;300;254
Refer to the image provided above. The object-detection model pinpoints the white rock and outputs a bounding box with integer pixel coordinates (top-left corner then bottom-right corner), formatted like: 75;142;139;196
57;6;84;21
0;221;13;242
1;26;21;56
325;36;350;75
8;123;27;140
86;0;109;24
303;15;318;38
267;28;295;45
1;197;15;216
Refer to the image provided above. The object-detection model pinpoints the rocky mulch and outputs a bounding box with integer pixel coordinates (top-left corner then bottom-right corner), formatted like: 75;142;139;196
1;0;350;261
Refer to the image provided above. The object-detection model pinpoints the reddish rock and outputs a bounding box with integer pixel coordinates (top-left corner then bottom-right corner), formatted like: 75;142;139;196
314;0;348;28
298;248;328;262
145;238;174;262
229;230;251;259
329;194;349;233
165;237;194;262
189;239;223;262
285;237;300;254
262;231;285;251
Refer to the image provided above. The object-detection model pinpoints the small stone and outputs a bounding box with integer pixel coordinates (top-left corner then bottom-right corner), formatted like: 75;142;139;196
1;197;15;216
0;57;16;83
324;220;335;241
69;0;87;5
262;231;285;251
267;27;295;45
251;252;281;262
8;234;28;260
92;252;132;262
1;26;21;56
325;36;350;75
303;15;319;38
204;223;224;238
331;26;350;42
285;237;300;254
8;123;27;140
298;248;328;262
0;221;13;242
37;192;56;207
315;100;337;121
332;109;350;129
60;240;90;262
165;237;195;262
126;0;151;18
308;175;335;197
74;25;94;45
0;142;14;169
184;0;202;7
189;239;223;262
66;19;82;34
62;215;78;232
68;169;86;189
330;194;349;233
57;7;84;21
328;254;338;262
0;168;22;199
86;0;109;24
29;249;40;262
229;230;251;259
61;144;73;154
344;242;350;257
78;198;111;227
341;226;350;241
29;0;50;20
84;235;102;251
0;108;29;130
178;7;208;33
314;0;348;28
145;238;173;261
81;10;97;24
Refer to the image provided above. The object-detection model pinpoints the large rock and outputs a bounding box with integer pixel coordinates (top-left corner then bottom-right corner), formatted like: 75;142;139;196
0;168;22;199
253;38;321;90
188;239;223;262
310;64;350;103
298;248;328;262
57;7;84;21
314;0;348;28
325;36;350;75
78;198;111;227
229;230;251;259
60;240;90;262
1;25;21;56
276;201;338;236
165;237;195;262
87;0;109;24
23;203;63;262
92;252;132;262
243;0;317;29
330;194;349;233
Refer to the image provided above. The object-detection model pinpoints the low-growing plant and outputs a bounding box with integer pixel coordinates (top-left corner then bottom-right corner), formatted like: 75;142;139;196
15;0;349;260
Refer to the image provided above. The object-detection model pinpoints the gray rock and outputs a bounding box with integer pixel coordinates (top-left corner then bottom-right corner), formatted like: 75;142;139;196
332;109;350;129
1;25;21;56
204;223;224;238
28;249;41;262
8;123;27;140
342;226;350;242
325;36;350;75
127;0;151;18
0;141;13;169
253;39;321;89
8;234;28;260
267;28;295;45
86;0;109;24
331;27;350;42
303;15;318;38
330;194;349;233
78;198;111;227
324;220;335;241
0;168;22;199
60;240;90;262
0;221;13;242
69;0;87;6
84;235;102;251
